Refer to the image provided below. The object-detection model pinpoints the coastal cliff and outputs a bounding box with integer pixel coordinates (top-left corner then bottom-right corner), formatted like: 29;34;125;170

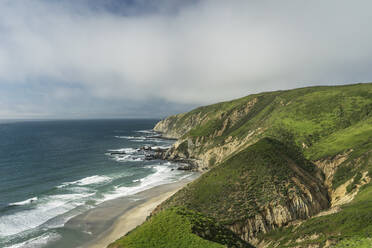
110;83;372;248
158;138;330;244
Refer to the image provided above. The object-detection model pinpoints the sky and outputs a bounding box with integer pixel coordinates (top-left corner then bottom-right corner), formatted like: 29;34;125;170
1;0;372;119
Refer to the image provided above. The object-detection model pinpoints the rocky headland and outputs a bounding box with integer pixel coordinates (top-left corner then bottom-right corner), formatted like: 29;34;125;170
110;83;372;248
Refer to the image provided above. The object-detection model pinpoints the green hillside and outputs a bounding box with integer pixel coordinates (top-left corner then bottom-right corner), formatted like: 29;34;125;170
160;138;328;225
158;83;372;161
113;83;372;248
108;207;253;248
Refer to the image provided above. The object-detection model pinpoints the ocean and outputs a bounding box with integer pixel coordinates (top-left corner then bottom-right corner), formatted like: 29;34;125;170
0;119;193;248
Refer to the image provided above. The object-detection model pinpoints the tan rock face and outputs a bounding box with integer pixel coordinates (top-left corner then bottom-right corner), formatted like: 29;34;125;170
314;151;371;207
314;151;351;190
227;179;329;243
153;105;331;244
154;98;260;170
154;111;213;139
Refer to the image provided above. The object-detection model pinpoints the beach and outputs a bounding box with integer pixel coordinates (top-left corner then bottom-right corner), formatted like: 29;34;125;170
0;120;197;248
73;177;195;248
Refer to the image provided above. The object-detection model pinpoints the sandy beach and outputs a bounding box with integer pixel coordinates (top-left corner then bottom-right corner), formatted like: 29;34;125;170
76;178;195;248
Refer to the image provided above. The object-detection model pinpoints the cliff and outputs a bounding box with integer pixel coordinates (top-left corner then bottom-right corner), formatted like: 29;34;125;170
111;83;372;248
158;138;330;243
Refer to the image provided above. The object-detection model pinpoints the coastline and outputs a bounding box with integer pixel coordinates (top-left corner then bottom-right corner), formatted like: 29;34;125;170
75;177;196;248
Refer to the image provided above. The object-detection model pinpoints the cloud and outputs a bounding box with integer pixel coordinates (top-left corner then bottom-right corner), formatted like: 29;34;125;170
0;0;372;117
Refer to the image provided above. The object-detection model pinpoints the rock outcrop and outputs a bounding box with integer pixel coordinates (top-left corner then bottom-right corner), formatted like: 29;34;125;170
157;138;330;243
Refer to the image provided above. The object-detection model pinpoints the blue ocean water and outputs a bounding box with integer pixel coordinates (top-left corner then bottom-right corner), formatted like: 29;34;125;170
0;119;191;248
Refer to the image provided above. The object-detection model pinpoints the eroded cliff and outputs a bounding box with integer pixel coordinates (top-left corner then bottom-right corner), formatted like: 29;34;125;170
113;83;372;248
157;138;330;243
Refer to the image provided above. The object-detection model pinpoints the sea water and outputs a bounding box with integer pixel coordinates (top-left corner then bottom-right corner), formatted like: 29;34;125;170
0;119;193;248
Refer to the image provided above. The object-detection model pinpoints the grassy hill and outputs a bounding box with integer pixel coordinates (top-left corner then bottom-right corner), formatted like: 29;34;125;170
112;83;372;248
155;83;372;167
108;207;253;248
159;138;328;232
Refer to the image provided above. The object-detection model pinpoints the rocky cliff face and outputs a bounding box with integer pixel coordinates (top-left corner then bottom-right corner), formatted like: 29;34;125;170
228;171;329;244
153;114;187;139
152;83;372;247
154;107;216;139
156;98;262;170
157;138;330;244
314;150;371;207
229;191;327;244
163;129;261;170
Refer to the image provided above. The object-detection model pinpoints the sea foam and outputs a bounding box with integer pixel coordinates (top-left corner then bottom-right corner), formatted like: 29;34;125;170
0;193;93;237
57;175;111;188
136;130;156;134
8;197;38;206
4;232;61;248
102;165;180;202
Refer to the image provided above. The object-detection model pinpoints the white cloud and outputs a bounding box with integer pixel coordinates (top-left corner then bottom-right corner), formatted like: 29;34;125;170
0;0;372;118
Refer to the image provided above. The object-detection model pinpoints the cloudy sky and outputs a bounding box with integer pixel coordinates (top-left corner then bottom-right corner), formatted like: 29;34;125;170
1;0;372;119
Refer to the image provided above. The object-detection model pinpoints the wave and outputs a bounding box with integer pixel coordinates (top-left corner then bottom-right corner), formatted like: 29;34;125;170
114;135;135;139
136;130;156;134
0;166;192;245
147;138;169;143
114;135;146;141
107;148;138;154
151;145;171;150
107;147;145;162
4;232;61;248
0;192;94;237
102;165;179;202
111;154;144;162
76;175;111;186
8;197;38;207
114;134;165;143
57;175;111;188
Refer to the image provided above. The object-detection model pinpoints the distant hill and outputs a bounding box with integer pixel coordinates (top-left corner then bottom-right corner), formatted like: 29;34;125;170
111;83;372;247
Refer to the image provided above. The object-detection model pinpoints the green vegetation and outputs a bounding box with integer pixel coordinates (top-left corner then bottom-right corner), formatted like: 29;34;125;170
346;172;363;193
177;140;189;156
161;138;327;224
262;183;372;247
331;146;372;190
304;117;372;161
164;83;372;162
334;237;372;248
113;83;372;248
108;207;253;248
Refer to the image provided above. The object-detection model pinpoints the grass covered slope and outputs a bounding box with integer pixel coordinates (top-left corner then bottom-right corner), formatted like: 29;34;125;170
157;83;372;169
153;94;257;139
159;138;329;240
108;207;253;248
115;83;372;247
188;83;372;149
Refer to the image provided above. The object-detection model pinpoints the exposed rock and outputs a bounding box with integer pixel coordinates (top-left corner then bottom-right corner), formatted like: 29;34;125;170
110;151;127;155
314;151;371;207
331;171;370;207
177;164;195;171
158;139;330;244
154;98;261;171
295;233;319;243
154;111;212;139
228;190;328;243
314;150;352;190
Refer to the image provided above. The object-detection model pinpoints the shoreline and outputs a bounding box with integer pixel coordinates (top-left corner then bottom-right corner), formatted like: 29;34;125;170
75;177;196;248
